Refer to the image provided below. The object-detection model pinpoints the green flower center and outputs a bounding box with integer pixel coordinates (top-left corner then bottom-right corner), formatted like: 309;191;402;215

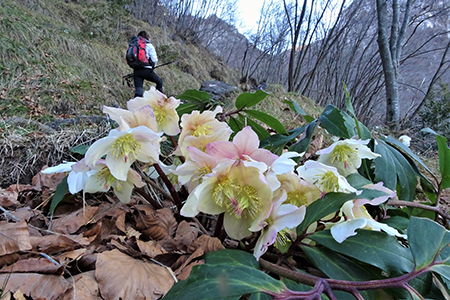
286;191;309;207
192;124;213;137
330;144;358;167
314;171;339;193
110;133;141;163
97;167;122;190
212;178;261;219
275;228;292;249
153;105;166;123
193;165;212;182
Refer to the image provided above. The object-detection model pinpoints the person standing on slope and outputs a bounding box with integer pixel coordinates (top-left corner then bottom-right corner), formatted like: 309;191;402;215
133;31;163;96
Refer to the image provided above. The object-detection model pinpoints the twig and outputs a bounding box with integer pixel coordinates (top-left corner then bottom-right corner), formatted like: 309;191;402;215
153;163;183;211
387;199;450;221
135;187;163;209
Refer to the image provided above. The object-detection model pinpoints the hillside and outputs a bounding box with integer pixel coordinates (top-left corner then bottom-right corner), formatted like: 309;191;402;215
0;0;240;122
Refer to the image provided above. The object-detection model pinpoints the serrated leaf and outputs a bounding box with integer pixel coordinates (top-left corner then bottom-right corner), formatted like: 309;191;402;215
49;175;69;215
244;109;287;134
408;217;450;270
309;230;414;274
288;119;318;154
176;89;211;102
296;189;387;235
235;90;268;110
163;249;285;300
282;99;315;123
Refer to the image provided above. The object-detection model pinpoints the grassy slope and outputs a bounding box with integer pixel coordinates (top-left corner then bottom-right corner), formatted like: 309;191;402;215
0;0;240;122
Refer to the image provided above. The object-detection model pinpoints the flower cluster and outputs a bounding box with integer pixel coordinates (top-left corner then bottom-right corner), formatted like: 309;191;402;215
43;87;404;260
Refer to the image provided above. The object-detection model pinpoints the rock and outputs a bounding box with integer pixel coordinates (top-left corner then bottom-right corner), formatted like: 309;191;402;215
200;80;237;101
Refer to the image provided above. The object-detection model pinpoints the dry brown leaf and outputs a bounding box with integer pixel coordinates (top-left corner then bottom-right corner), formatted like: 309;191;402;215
0;257;64;275
176;260;203;281
174;221;198;251
173;247;204;279
56;248;86;266
0;273;69;300
33;170;67;191
49;206;98;234
188;234;224;253
137;240;167;258
30;233;89;254
0;221;32;256
95;249;175;300
62;271;102;300
0;188;19;209
134;207;177;240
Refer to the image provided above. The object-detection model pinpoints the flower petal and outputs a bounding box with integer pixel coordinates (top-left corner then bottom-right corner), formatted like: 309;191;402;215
330;218;367;243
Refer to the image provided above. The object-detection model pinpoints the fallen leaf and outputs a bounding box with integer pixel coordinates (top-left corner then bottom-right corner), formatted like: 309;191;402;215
134;207;177;240
188;234;224;253
49;206;98;234
95;249;175;300
33;170;67;191
30;233;89;254
0;273;69;300
62;271;102;300
174;221;198;251
0;188;19;209
0;221;32;256
0;257;64;275
137;240;167;258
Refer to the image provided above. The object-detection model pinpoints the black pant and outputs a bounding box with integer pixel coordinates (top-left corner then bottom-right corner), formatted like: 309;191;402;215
133;68;163;97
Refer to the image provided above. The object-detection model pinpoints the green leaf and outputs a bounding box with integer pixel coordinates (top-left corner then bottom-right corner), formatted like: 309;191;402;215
309;230;414;274
435;135;450;189
345;173;373;189
282;99;315;123
319;105;371;140
296;189;387;235
244;109;287;134
70;144;89;155
301;246;377;300
163;249;285;300
343;82;356;118
176;102;203;117
227;115;245;134
248;293;272;300
408;217;450;270
49;175;69;215
245;117;271;140
430;264;450;282
235;90;268;110
176;89;211;102
288;119;318;154
373;140;398;190
260;126;306;150
379;216;410;233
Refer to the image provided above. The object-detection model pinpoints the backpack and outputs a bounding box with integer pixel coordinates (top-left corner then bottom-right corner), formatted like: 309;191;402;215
125;36;152;69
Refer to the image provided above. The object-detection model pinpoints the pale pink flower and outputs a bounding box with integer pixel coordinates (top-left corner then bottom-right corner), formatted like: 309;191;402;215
102;105;158;132
127;86;180;136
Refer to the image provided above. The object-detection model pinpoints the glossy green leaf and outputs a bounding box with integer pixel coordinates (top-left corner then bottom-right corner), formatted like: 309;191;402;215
176;102;203;117
408;217;450;270
70;144;89;155
49;175;69;215
319;105;371;140
309;230;414;274
176;89;211;102
260;126;306;151
373;139;398;190
227;115;245;134
246;117;271;140
301;246;376;300
235;90;268;110
346;173;373;189
343;82;356;118
296;189;387;235
430;265;450;282
244;109;287;134
435;135;450;189
379;216;410;233
163;249;285;300
288;119;318;154
283;99;315;123
248;293;272;300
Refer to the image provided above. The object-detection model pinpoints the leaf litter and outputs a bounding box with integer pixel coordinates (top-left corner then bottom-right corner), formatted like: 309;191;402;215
0;169;224;300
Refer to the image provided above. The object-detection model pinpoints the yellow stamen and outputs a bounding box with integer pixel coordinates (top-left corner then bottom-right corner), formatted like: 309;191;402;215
212;178;261;219
286;191;309;207
192;124;214;137
110;134;142;163
153;105;166;123
314;171;339;193
330;144;358;168
275;228;292;248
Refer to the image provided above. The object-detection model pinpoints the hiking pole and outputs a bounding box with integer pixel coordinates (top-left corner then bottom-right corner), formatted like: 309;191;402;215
154;60;176;69
122;61;176;87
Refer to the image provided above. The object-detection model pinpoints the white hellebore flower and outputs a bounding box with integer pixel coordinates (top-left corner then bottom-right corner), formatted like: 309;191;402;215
330;182;405;243
85;126;162;181
316;139;380;177
399;135;412;147
297;161;360;197
41;159;95;194
252;191;306;261
84;159;145;203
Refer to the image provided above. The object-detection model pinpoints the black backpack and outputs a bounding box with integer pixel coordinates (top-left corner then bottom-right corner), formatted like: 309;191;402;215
125;36;152;69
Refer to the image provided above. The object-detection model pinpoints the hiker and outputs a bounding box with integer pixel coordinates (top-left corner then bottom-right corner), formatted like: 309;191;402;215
133;31;163;96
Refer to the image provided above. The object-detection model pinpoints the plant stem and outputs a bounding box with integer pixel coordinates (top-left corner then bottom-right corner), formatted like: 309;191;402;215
135;187;163;209
153;163;183;211
388;199;450;221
